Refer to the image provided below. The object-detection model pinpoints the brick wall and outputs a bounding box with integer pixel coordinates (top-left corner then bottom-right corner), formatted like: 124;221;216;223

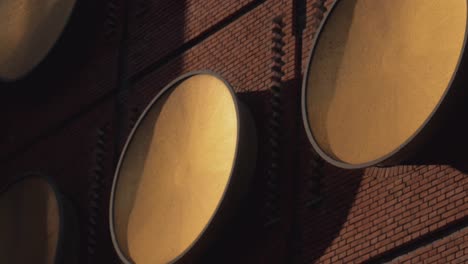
1;0;466;263
294;1;468;263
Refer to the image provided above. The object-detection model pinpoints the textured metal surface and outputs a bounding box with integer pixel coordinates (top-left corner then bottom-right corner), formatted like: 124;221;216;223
303;0;468;168
3;0;465;263
0;175;77;264
0;0;76;81
110;72;257;264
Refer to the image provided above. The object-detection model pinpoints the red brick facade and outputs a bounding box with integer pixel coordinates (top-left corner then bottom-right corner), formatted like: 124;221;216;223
1;0;466;263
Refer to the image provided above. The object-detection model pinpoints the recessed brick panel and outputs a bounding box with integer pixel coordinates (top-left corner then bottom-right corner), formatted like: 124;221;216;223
127;0;258;76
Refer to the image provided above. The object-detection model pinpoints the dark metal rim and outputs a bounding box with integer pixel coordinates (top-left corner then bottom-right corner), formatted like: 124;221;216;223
301;0;468;169
0;172;66;264
0;0;78;83
109;70;244;264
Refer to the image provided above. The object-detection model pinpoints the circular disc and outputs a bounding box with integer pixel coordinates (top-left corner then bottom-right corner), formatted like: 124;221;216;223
0;0;76;81
112;73;239;263
305;0;467;166
0;177;60;264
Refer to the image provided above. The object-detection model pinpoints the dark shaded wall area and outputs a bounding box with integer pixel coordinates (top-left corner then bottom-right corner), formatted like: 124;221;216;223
1;0;466;263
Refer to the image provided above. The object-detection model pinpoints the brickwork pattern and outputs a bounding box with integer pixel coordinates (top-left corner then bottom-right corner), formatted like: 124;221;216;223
1;0;467;263
391;228;467;264
295;1;468;263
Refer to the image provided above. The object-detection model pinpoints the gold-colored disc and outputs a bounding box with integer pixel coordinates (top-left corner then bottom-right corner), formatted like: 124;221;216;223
0;177;60;264
306;0;467;165
0;0;75;80
113;74;238;263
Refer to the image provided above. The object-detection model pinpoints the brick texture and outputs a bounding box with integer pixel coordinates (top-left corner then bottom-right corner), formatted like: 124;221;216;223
391;227;467;264
1;0;467;263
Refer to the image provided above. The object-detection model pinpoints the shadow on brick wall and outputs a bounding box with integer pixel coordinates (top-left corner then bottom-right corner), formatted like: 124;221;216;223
401;110;468;174
199;89;287;264
298;164;364;263
101;0;189;263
